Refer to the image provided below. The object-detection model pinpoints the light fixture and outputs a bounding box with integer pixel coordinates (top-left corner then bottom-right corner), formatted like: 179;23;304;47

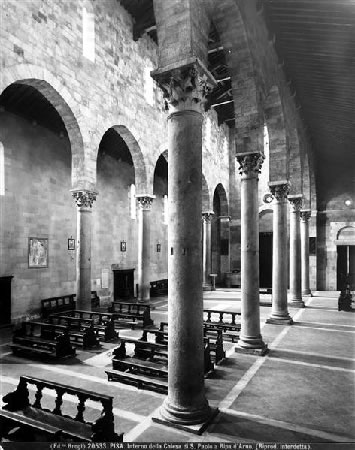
263;193;273;204
344;199;352;207
120;241;126;252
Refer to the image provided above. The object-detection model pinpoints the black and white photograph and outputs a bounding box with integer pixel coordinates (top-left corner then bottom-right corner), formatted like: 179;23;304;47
0;0;354;448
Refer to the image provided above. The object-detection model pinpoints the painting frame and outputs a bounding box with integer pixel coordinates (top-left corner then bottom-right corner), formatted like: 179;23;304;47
68;238;75;251
28;237;48;268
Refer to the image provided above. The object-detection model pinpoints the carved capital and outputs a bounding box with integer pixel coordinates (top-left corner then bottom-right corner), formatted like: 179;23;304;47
288;195;303;212
202;211;214;223
152;58;216;113
71;189;97;208
236;152;264;176
136;195;154;210
269;181;290;201
300;210;311;222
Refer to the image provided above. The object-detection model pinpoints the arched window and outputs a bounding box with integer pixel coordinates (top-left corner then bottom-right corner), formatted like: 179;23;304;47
0;142;4;196
263;123;270;181
82;4;95;62
144;66;154;106
163;194;168;225
130;184;136;220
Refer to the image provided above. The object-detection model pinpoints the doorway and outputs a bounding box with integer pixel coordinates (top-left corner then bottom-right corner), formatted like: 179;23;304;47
259;232;273;289
113;269;135;300
337;245;355;290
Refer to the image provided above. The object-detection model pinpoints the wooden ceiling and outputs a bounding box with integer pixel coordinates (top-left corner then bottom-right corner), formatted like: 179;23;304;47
263;0;355;189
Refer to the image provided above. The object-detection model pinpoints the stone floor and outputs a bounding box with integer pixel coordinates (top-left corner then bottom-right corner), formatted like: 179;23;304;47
0;290;354;445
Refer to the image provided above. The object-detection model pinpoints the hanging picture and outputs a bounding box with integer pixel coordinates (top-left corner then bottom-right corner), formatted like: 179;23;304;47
28;237;48;268
68;238;75;250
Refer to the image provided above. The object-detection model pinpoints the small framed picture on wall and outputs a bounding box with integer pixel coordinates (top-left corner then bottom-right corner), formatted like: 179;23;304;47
68;238;75;251
28;237;48;268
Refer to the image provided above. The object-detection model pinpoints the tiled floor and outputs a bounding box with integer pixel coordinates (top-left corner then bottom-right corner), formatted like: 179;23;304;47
0;290;354;444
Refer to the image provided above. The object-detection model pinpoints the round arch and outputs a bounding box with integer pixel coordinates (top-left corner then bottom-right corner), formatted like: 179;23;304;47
107;125;148;194
264;85;287;181
0;63;87;188
288;126;303;195
211;1;263;152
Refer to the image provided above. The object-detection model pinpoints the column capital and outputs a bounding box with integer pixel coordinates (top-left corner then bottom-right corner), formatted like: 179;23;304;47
288;194;303;212
71;189;97;208
202;211;214;223
236;152;264;176
300;210;311;222
136;194;155;210
269;180;290;201
152;57;216;114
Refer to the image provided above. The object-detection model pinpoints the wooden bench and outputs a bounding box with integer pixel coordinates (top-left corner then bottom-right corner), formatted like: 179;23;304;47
48;315;100;349
112;334;214;377
150;279;168;297
108;302;154;328
51;310;118;342
41;292;100;319
11;321;76;360
0;375;123;442
106;369;168;395
157;323;225;365
203;309;241;342
41;294;76;319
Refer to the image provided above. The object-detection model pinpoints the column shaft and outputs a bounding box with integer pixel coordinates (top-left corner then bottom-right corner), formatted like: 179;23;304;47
152;61;215;426
267;182;292;324
236;153;267;354
71;190;97;311
202;212;213;290
137;196;154;302
289;195;305;307
301;210;312;296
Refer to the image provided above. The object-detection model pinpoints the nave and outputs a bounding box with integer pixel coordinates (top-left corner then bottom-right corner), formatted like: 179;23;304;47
1;290;354;443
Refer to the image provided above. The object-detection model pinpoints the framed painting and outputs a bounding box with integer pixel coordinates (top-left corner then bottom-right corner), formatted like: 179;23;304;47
28;237;48;268
68;238;75;250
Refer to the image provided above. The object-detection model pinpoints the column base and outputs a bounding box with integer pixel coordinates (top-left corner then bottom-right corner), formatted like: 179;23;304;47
235;336;269;356
302;290;312;297
288;299;305;308
152;407;219;435
152;399;218;434
266;314;293;325
202;283;212;291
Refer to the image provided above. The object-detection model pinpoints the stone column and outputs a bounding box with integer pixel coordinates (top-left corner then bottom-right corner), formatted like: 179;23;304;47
236;152;268;355
300;210;312;296
288;195;305;307
136;195;154;302
202;211;214;290
71;189;97;310
153;60;216;428
266;181;293;324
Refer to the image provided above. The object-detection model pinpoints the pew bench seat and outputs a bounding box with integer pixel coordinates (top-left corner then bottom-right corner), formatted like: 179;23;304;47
0;376;123;442
105;369;168;395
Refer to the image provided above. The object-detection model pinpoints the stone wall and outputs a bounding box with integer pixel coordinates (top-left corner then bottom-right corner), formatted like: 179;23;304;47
0;112;76;319
0;0;230;318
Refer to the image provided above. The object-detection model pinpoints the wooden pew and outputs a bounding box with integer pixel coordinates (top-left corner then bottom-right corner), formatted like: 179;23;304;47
203;309;241;342
48;315;100;349
11;321;76;360
156;323;225;364
106;333;214;394
150;279;168;297
41;292;100;319
41;294;76;319
108;302;154;328
52;310;118;342
0;375;123;442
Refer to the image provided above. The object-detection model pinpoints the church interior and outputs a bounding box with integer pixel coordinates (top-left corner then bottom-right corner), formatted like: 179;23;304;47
0;0;354;445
